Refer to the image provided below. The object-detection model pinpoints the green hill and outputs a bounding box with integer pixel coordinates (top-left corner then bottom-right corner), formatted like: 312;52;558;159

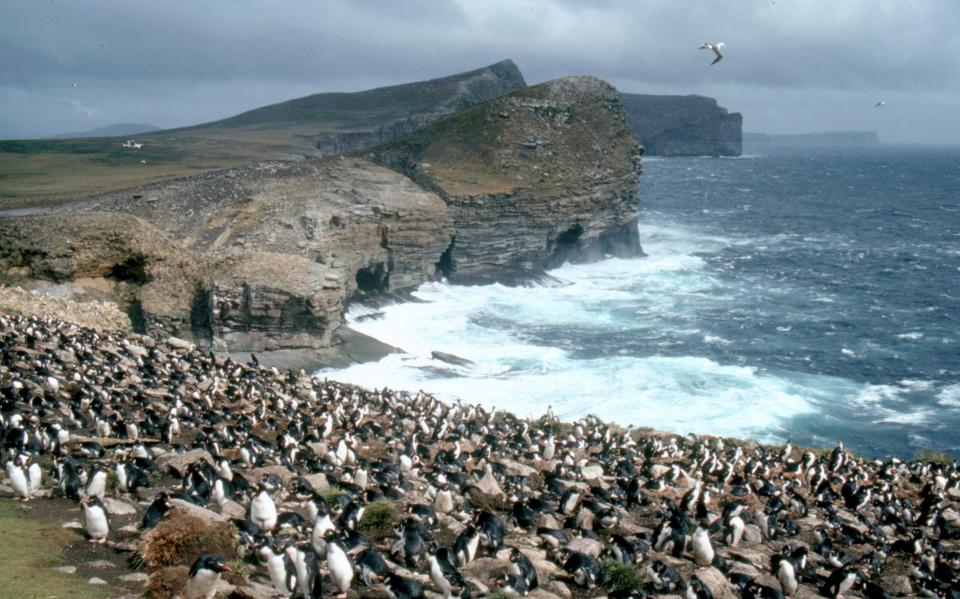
0;59;525;209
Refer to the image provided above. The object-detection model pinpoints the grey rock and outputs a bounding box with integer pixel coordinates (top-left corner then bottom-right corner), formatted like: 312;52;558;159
169;498;229;523
83;560;115;569
54;565;77;574
567;537;603;558
302;473;330;493
102;497;137;515
88;577;108;585
742;524;763;545
695;566;739;599
579;464;604;481
118;572;150;582
156;448;214;477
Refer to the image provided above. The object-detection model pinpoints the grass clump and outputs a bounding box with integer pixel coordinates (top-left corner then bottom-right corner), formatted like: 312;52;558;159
321;485;345;503
603;559;644;592
915;449;955;466
359;500;400;532
138;512;237;570
145;565;189;599
487;592;513;599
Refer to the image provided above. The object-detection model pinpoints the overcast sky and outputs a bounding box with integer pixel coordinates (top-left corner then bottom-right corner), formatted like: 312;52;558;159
2;0;958;143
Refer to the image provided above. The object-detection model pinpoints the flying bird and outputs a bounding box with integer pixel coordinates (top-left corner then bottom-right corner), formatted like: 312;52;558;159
874;101;886;107
699;42;725;65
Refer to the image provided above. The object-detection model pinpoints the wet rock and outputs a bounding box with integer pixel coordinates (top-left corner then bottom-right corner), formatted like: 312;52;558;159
431;351;474;366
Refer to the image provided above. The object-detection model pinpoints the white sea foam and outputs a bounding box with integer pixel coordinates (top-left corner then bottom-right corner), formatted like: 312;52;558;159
938;384;960;408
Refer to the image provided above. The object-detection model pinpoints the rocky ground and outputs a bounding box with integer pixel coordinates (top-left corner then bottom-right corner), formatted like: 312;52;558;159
0;312;958;599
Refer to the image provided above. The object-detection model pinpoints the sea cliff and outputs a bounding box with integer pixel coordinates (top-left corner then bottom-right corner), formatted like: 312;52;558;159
620;93;742;156
0;76;642;355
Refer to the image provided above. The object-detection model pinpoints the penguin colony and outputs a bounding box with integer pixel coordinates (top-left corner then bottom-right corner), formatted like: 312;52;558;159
2;312;960;599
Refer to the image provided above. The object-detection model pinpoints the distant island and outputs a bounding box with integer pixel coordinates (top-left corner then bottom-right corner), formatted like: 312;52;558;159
49;123;161;139
745;131;880;145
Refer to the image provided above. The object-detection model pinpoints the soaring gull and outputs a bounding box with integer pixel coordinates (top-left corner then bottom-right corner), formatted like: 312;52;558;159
699;42;725;65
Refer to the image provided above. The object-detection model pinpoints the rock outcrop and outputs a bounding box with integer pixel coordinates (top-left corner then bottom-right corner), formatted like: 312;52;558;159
372;76;643;283
0;76;642;353
620;93;742;156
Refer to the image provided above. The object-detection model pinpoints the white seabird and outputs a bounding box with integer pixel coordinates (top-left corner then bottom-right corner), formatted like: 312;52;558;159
874;101;886;107
699;42;725;65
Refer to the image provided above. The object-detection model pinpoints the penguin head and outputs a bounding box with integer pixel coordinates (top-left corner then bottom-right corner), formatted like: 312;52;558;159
190;554;232;576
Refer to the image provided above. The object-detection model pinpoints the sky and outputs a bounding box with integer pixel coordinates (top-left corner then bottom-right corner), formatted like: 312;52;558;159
2;0;958;143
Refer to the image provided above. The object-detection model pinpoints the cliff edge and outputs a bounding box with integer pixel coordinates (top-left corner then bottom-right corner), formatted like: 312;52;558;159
372;76;644;283
0;76;642;354
620;93;742;156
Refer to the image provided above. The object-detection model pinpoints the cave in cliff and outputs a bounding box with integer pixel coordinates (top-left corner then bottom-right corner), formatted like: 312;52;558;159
435;238;455;279
354;262;390;297
107;255;150;285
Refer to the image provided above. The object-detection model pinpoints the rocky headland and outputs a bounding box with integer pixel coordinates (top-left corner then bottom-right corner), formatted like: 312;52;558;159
620;94;742;157
0;76;642;358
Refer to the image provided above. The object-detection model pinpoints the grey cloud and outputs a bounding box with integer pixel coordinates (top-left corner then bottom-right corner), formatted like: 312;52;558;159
1;0;958;142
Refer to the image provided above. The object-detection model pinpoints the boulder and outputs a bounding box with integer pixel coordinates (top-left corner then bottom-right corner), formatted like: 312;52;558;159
567;537;603;558
169;499;229;524
695;567;739;599
102;497;137;515
156;448;214;477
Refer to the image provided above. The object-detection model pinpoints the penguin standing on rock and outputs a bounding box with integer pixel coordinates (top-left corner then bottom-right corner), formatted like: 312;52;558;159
5;458;30;500
185;554;233;599
82;495;109;543
691;523;714;566
250;483;278;532
325;532;354;599
822;565;860;599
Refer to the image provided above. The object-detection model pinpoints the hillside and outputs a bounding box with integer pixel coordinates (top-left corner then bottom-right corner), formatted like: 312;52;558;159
49;123;160;139
0;60;525;209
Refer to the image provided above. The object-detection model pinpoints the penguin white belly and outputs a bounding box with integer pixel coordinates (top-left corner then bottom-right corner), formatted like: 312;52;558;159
83;504;109;541
185;569;221;599
327;544;354;595
251;493;278;531
6;464;30;499
264;552;289;595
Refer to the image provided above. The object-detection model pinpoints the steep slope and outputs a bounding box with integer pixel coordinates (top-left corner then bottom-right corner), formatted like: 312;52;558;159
0;60;525;208
620;93;742;156
372;76;644;283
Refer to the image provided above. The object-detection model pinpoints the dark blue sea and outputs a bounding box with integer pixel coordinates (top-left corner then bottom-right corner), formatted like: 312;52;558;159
321;144;960;458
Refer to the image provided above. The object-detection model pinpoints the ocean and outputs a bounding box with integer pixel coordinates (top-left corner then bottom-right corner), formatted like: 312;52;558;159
318;144;960;459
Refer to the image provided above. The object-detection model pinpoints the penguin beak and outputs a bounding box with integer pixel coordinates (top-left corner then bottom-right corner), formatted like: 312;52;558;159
220;563;233;574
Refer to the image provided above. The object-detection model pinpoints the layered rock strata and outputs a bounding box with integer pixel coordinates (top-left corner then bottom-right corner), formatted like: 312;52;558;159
0;76;642;352
620;93;742;156
372;76;643;283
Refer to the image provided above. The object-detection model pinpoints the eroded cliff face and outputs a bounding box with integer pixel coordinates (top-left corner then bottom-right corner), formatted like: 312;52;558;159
0;76;643;353
620;93;742;156
0;159;453;351
372;76;644;283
